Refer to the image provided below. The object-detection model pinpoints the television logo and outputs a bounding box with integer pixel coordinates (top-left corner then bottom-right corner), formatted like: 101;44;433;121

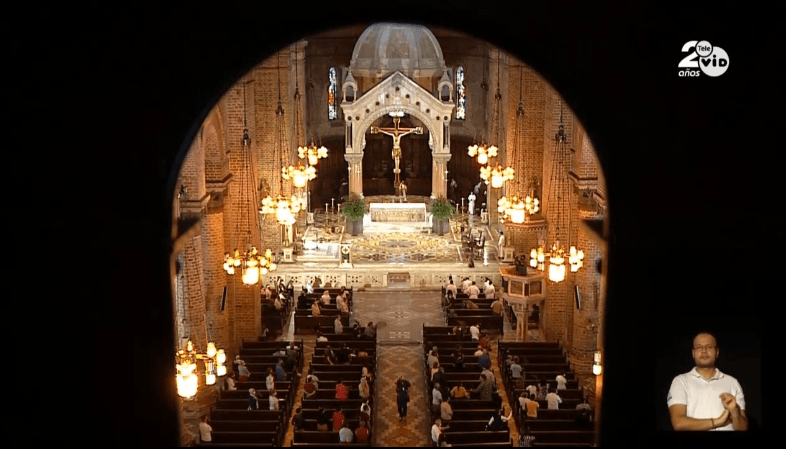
678;40;729;77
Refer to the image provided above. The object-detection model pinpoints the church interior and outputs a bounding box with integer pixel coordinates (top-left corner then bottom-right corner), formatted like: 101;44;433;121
171;22;608;447
57;6;775;448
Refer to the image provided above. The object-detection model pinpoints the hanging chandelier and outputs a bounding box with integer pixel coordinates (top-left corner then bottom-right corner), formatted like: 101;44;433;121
500;67;540;226
530;101;584;282
223;78;276;285
260;51;305;226
175;339;228;399
468;143;498;165
223;245;278;284
547;241;566;283
298;142;328;166
498;195;538;224
529;245;545;271
480;164;515;189
282;164;316;189
568;245;585;272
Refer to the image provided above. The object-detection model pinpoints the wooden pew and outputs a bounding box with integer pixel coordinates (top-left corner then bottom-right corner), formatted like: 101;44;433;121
207;420;281;432
446;315;504;332
300;409;365;421
209;431;278;445
442;431;510;445
241;339;305;351
215;397;291;411
300;398;365;410
529;431;594;444
295;314;350;334
291;430;370;446
298;418;364;432
315;340;377;349
304;388;372;401
513;419;593;431
210;409;285;423
232;380;293;393
519;409;590;420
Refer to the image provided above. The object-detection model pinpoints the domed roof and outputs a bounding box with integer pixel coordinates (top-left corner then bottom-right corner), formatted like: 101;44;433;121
350;23;446;78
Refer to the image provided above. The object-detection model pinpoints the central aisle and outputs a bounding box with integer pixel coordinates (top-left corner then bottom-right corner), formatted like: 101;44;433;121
281;290;520;446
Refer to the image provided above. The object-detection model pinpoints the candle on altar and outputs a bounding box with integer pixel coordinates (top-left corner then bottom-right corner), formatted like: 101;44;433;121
332;198;335;209
325;203;329;213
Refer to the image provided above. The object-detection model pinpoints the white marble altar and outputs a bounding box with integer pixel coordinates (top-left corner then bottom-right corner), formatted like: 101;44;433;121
369;202;427;222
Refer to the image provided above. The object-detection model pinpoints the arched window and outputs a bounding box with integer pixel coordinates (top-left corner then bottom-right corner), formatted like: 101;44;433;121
328;67;338;120
455;66;466;120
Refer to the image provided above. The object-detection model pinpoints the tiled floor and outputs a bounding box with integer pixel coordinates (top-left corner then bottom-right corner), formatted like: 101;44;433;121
279;290;519;447
299;207;501;265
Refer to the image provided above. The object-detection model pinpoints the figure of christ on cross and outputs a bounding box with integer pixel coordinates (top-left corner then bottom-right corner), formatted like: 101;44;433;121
371;116;423;188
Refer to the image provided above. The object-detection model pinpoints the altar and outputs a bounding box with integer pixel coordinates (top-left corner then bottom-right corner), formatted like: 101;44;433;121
369;202;427;222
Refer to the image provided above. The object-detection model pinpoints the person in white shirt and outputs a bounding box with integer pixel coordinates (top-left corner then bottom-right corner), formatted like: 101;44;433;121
432;384;443;414
237;359;251;382
487;407;513;430
320;290;331;305
269;390;282;410
485;283;495;297
473;346;484;357
525;383;538;398
431;418;449;445
469;324;480;341
467;281;480;297
305;278;314;295
339;423;354;443
335;294;345;311
316;331;328;342
225;372;237;391
518;392;530;410
198;415;212;442
667;332;747;431
446;280;457;298
576;397;591;411
510;358;523;380
462;277;471;293
273;295;283;312
546;389;562;409
555;373;567;390
334;315;344;334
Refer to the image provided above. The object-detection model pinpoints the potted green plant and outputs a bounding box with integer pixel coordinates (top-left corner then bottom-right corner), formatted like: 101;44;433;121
341;193;366;235
430;197;456;235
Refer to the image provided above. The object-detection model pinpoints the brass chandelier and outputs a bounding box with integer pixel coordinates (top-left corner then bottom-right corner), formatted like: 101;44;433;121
499;66;539;225
260;51;304;226
468;143;497;165
475;52;514;191
223;78;277;285
175;261;227;399
530;102;583;282
298;142;328;167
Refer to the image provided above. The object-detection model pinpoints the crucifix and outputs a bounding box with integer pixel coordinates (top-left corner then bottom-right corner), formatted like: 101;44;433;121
371;115;423;188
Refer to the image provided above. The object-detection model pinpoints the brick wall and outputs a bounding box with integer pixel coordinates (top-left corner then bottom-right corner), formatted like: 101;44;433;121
224;79;262;344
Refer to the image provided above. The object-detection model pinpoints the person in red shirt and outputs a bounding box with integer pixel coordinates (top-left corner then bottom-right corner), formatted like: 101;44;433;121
335;379;349;400
355;420;370;443
332;407;345;432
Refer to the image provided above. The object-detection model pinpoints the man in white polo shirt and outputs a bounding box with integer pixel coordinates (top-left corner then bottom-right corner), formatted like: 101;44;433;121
667;332;748;431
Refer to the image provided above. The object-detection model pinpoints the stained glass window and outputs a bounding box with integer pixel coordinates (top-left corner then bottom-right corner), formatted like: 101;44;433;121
455;66;466;120
328;67;337;120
